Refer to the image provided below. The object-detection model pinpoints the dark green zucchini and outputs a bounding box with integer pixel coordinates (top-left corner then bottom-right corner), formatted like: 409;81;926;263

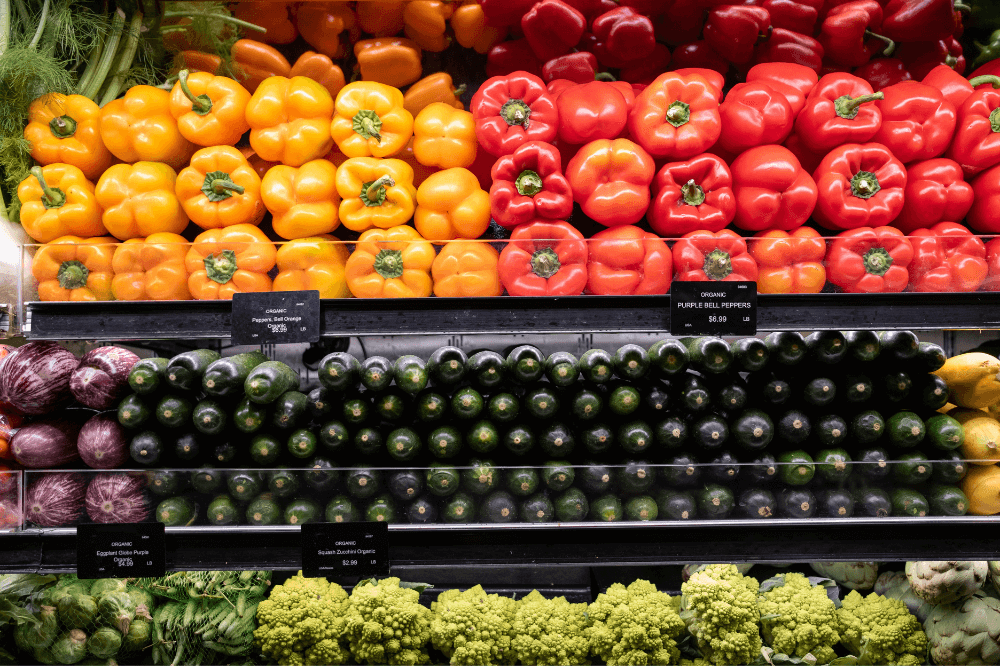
732;409;774;451
578;348;614;384
503;423;535;456
375;389;409;422
571;388;603;421
842;374;874;403
738;488;776;519
590;495;622;521
748;373;791;407
467;420;500;454
245;361;300;404
165;349;220;392
268;468;300;499
318;419;349;453
520;494;554;523
815;448;852;483
427;346;468;387
246;495;282;526
318;352;361;392
853;488;892;517
844;330;881;362
643;382;672;414
662;454;701;488
617;461;653;494
451;386;484;420
386;427;421;461
805;331;848;364
463;461;499;495
655;415;688;450
365;495;397;523
308;387;335;420
613;344;649;381
764;332;806;366
856;446;892;479
580;423;613;454
482;491;518;522
539;421;575;456
779;488;816;518
887;411;926;449
851;410;885;445
506;345;545;383
697;485;735;518
443;492;476;523
287;429;317;459
406;497;437;523
129;431;162;466
680;375;712;413
345;467;381;499
915;374;950;411
776;409;811;446
714;379;748;412
155;394;193;429
325;496;357;523
802;377;836;407
250;433;282;466
656;489;697;520
507;467;540;497
488;392;520;423
524;384;560;420
227;471;263;502
148;470;187;497
156;497;197;526
815;414;849;447
128;357;168;395
415;390;448;423
212;440;238;465
271;390;309;431
353;427;382;456
579;463;613;494
819;489;855;518
341;395;371;425
625;496;657;521
543;461;575;492
892;488;929;517
618;420;653;455
119;398;159;437
359;356;393;392
933;452;968;484
778;450;815;486
285;498;321;525
466;350;506;389
915;342;947;373
647;339;688;376
883;370;913;403
427;464;460;497
704;451;741;484
553;488;589;521
428;425;462;459
173;432;200;461
691;413;729;450
683;336;731;374
748;454;779;484
880;330;920;362
202;351;268;397
303;458;340;494
927;485;969;516
545;351;579;387
393;355;428;395
234;396;267;434
892;452;933;485
732;337;769;372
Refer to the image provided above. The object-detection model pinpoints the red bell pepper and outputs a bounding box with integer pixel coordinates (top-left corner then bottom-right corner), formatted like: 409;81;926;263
983;237;1000;292
670;42;730;76
761;0;824;34
627;72;722;159
946;87;1000;177
813;142;907;230
541;52;600;83
730;145;819;231
472;71;559;156
783;133;825;174
587;7;657;67
672;69;726;101
752;29;824;74
703;5;772;66
497;220;588;295
648;153;736;236
818;0;895;69
717;82;794;155
897;38;965;81
793;73;885;154
618;43;672;86
745;62;819;117
853;58;912;92
565;138;655;226
750;227;827;293
881;0;959;44
922;67;1000;109
521;0;587;62
586;225;673;295
486;39;543;77
564;0;618;22
826;226;913;293
894;158;974;233
556;81;629;144
967;163;1000;233
481;0;536;27
489;141;574;228
673;229;758;282
872;80;956;164
907;221;988;292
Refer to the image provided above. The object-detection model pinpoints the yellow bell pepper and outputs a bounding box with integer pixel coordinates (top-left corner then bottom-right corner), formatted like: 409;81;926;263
331;81;414;158
261;159;341;240
336;157;416;232
345;225;435;298
18;164;104;244
99;85;197;170
168;69;252;147
24;93;114;181
432;240;502;297
32;236;118;301
245;76;335;167
112;232;192;301
273;235;352;298
185;224;277;300
412;102;477;169
95;162;189;240
414;168;490;241
176;146;265;230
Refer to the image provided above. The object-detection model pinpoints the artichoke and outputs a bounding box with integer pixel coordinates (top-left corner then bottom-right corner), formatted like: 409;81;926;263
50;629;88;664
809;562;879;590
875;571;937;622
925;592;1000;665
86;627;121;659
906;561;989;605
57;594;97;630
97;590;135;634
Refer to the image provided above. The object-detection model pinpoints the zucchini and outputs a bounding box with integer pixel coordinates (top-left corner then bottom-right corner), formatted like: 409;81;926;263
128;357;168;395
580;423;613;454
443;492;476;522
618;419;653;455
271;390;309;431
704;451;741;484
927;485;969;516
467;420;500;454
325;496;357;523
304;458;340;494
524;384;560;420
815;414;849;447
520;494;554;523
375;389;409;422
427;346;468;387
173;431;200;461
386;427;421;461
883;370;913;403
247;495;282;526
844;330;881;361
250;433;282;466
353;427;383;457
933;452;968;484
553;488;589;522
892;452;933;484
691;413;729;451
802;377;836;407
732;409;774;451
857;446;892;479
342;395;371;425
507;467;540;497
697;485;735;518
148;470;187;497
129;431;162;466
578;348;614;384
429;425;463;459
776;409;811;445
539;421;575;456
543;461;575;492
545;351;580;387
663;454;701;488
234;396;267;434
779;488;816;518
488;392;520;423
853;488;892;518
450;386;485;420
714;379;748;412
227;471;263;502
212;440;238;464
415;390;448;423
571;388;603;421
655;415;688;450
156;496;197;526
915;341;947;373
805;330;848;364
879;330;920;361
815;448;852;483
891;488;929;517
202;351;268;397
506;345;545;383
156;394;193;429
482;491;519;522
165;349;220;392
683;336;732;374
345;467;381;499
748;454;779;484
285;498;321;525
617;460;653;494
732;337;769;372
915;374;950;411
393;355;428;395
318;419;349;453
579;463;613;494
887;411;926;449
503;424;535;456
590;495;622;521
365;495;397;523
625;495;658;521
656;489;697;520
427;464;460;497
245;361;300;404
407;497;437;524
778;450;815;485
738;488;776;518
764;331;806;366
643;382;671;413
613;344;649;381
118;393;152;429
466;350;506;389
851;410;885;445
308;387;335;420
318;352;361;392
647;339;688;376
842;374;874;403
819;489;855;518
680;375;711;413
268;469;300;499
748;373;791;407
359;356;393;392
287;429;317;459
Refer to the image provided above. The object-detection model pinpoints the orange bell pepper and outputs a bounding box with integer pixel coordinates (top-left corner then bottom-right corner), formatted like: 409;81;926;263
357;1;406;37
297;2;359;59
414;168;491;241
565;138;656;227
290;51;346;101
169;70;252;147
24;93;113;181
452;0;507;54
345;224;435;297
354;38;423;89
231;39;292;94
403;0;454;52
18;164;104;244
331;81;414;158
112;232;192;301
176;146;265;230
432;240;503;297
95;162;189;240
404;73;465;117
232;3;298;45
413;103;477;169
32;236;117;301
273;235;352;298
392;138;439;187
172;51;223;76
336;157;417;231
185;224;277;300
261;159;341;239
100;85;197;170
749;227;828;294
246;76;335;167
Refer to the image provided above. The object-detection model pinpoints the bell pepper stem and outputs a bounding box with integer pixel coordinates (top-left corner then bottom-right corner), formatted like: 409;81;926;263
204;249;238;285
850;170;881;199
530;247;561;279
48;115;77;138
969;75;1000;89
30;167;66;209
702;248;733;281
500;99;531;127
515;170;543;197
594;72;616;81
834;92;884;120
57;260;89;290
953;2;971;14
453;84;467;97
201;170;244;202
665;100;691;127
178;69;213;115
991;108;1000;133
680;179;706;206
352;109;383;143
862;247;893;277
374;249;405;279
361;175;395;207
864;29;895;57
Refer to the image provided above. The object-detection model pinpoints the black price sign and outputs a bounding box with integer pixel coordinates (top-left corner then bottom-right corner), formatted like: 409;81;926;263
77;523;165;579
231;290;320;345
670;281;757;336
301;522;389;579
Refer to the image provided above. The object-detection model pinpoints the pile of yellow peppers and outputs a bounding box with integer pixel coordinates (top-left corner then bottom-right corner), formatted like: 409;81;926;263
21;69;497;301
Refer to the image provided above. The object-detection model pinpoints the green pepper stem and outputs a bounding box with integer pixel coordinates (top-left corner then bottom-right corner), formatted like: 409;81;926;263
374;249;404;279
57;260;89;290
30;167;66;208
834;92;884;120
500;98;531;127
453;84;466;97
204;249;238;284
515;170;543;197
353;109;383;143
850;170;882;199
969;75;1000;89
702;248;733;281
990;108;1000;133
954;2;971;14
594;72;616;81
864;29;895;57
862;247;893;277
49;115;77;138
367;176;394;201
665;100;691;127
201;170;244;201
530;247;561;279
680;179;706;206
178;69;213;116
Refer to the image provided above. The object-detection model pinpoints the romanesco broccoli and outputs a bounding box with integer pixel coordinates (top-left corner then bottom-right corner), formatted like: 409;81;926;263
430;585;516;666
680;563;762;666
837;589;929;666
253;572;351;666
586;579;686;666
757;572;840;663
511;590;591;666
345;577;432;666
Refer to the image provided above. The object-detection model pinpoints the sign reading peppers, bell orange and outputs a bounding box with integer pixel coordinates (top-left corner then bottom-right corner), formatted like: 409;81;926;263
245;76;335;167
336;157;416;231
18;164;105;244
111;232;192;301
261;159;341;239
185;224;277;300
33;236;118;301
331;81;414;158
176;146;265;230
95;162;189;240
24;93;113;181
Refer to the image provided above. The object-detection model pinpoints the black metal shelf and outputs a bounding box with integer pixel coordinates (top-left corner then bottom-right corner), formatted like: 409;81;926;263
23;293;1000;340
4;517;999;573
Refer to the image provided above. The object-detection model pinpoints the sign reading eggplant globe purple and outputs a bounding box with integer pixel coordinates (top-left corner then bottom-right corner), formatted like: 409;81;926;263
231;290;320;345
669;282;757;336
301;521;389;579
77;523;166;579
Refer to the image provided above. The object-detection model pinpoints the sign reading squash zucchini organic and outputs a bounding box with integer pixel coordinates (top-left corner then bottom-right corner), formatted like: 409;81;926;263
231;290;320;345
77;523;166;579
670;282;757;336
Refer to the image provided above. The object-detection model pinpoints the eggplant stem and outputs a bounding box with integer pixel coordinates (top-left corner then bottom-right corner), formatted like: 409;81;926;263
82;7;125;100
28;0;49;50
98;9;143;106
